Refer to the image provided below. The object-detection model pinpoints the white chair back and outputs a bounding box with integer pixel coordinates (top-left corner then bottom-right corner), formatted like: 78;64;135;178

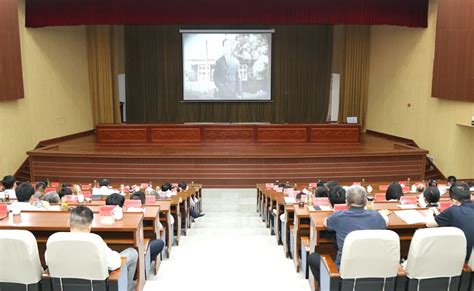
46;232;109;281
0;230;43;284
405;227;466;279
340;230;400;279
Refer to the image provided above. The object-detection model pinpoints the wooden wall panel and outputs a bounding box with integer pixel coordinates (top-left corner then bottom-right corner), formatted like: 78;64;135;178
203;127;255;144
96;125;148;143
310;127;360;143
0;0;24;100
432;0;474;102
96;123;362;145
150;127;200;144
257;127;307;143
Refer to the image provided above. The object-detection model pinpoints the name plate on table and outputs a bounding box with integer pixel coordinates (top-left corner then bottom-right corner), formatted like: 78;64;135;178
99;206;115;225
0;204;7;219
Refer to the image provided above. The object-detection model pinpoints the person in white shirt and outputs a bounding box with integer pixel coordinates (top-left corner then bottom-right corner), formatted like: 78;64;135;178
7;183;45;212
158;183;175;198
1;175;17;200
69;205;138;291
93;178;116;196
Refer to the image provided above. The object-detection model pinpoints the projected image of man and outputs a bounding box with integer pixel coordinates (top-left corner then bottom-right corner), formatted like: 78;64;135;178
213;39;242;99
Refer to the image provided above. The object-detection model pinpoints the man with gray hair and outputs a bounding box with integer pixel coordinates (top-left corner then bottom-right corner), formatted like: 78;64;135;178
308;185;389;290
69;206;138;291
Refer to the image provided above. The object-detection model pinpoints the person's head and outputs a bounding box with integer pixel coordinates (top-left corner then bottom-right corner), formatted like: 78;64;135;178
315;186;328;198
447;176;457;185
423;186;440;205
222;39;232;56
98;178;109;187
43;192;60;204
131;191;146;204
450;182;471;204
326;181;338;191
106;193;125;208
161;183;172;192
58;186;72;199
69;206;93;232
16;183;35;202
346;185;367;208
35;181;47;193
278;183;290;189
177;181;187;192
295;192;304;201
385;182;403;201
416;183;426;193
2;175;15;190
428;179;438;187
316;180;326;187
328;185;346;206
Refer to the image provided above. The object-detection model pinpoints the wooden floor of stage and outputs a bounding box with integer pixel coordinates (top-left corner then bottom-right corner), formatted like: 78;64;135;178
27;131;428;187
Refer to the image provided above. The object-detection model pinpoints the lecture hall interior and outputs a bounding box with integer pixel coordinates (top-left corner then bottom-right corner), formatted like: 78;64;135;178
1;0;474;290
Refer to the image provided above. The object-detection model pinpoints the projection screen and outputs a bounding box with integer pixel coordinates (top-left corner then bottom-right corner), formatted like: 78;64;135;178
181;30;273;102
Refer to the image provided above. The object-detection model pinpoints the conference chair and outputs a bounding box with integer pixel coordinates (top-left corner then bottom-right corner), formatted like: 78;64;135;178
0;230;46;291
45;232;128;291
319;230;400;291
401;227;466;291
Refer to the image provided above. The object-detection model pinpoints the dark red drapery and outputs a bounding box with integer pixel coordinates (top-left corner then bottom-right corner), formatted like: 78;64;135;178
25;0;429;28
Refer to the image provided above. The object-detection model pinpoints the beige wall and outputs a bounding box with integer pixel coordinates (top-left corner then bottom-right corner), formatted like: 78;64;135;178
367;0;474;178
0;0;93;177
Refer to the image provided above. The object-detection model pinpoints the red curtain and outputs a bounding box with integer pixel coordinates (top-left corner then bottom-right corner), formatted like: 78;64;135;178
25;0;429;28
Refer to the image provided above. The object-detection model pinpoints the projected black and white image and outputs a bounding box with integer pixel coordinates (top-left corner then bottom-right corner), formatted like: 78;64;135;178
182;32;272;101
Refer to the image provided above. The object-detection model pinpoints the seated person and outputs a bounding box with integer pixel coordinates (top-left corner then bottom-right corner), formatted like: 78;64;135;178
416;182;426;193
93;178;115;196
308;185;388;289
58;185;72;201
106;194;165;264
447;175;457;187
68;206;138;291
43;192;60;204
326;181;339;191
316;180;326;187
158;183;174;198
419;186;440;208
428;179;438;187
0;175;17;199
385;182;403;201
328;185;346;207
8;183;45;211
315;186;329;198
177;181;204;220
130;191;146;206
426;182;474;263
34;181;47;199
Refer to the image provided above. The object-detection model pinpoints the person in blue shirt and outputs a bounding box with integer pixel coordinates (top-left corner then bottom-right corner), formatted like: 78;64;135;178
308;185;389;290
426;182;474;263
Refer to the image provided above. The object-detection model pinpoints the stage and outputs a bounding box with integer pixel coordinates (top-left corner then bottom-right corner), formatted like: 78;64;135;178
27;124;428;187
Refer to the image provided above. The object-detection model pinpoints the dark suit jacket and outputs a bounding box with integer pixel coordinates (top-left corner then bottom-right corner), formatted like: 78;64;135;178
213;55;242;98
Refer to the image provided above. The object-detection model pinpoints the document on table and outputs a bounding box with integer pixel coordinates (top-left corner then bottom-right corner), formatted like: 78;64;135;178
394;210;427;224
284;197;296;205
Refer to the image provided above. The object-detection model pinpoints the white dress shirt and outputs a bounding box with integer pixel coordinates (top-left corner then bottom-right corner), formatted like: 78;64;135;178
106;246;122;271
0;189;16;199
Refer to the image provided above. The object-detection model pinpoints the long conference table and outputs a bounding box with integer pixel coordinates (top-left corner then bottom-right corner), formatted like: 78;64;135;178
256;181;472;289
0;211;146;291
0;183;203;291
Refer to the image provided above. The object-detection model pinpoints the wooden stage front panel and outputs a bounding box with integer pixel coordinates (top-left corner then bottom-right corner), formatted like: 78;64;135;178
27;127;428;188
96;123;361;145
